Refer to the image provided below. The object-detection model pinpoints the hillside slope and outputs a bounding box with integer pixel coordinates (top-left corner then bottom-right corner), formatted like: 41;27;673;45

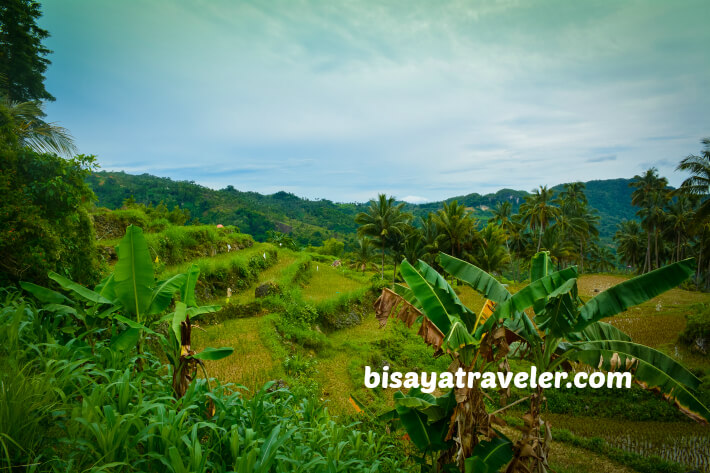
87;171;637;242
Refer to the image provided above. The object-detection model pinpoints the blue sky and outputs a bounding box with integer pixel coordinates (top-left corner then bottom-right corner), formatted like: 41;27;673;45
41;1;710;203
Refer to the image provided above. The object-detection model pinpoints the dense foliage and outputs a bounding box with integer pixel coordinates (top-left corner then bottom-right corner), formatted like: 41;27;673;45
0;149;100;286
0;290;406;472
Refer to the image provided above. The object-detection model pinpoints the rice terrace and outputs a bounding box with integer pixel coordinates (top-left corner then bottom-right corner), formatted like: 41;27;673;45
1;1;709;472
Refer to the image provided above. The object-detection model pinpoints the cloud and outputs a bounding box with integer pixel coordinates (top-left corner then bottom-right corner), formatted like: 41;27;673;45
40;0;710;202
586;155;617;163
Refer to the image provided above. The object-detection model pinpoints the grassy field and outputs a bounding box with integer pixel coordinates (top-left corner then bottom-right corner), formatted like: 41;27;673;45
185;250;710;473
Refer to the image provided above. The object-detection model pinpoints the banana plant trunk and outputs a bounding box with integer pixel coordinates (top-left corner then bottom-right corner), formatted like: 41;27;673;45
172;313;194;398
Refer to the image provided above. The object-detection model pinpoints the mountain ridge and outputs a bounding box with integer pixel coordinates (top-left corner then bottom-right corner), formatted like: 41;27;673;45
86;171;637;243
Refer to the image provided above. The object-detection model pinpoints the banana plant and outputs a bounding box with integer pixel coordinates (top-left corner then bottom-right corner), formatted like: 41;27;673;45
375;251;705;473
22;225;232;397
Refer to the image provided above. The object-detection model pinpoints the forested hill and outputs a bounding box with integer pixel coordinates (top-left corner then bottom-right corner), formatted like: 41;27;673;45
86;171;636;242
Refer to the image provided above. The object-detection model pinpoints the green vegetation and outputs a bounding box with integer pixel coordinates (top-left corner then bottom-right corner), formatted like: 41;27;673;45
1;5;709;471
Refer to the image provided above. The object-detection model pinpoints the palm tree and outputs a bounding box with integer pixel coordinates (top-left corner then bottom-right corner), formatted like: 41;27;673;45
419;213;445;266
615;220;645;272
350;238;376;272
473;223;510;273
629;168;668;272
520;186;560;252
676;137;710;223
355;194;410;279
0;94;76;156
665;195;695;262
432;200;477;260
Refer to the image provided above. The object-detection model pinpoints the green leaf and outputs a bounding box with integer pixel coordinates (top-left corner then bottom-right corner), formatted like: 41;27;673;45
464;435;513;473
534;278;579;337
180;264;200;307
148;273;187;315
114;225;154;322
574;258;695;332
113;314;157;335
399;260;452;335
393;389;454;452
416;259;477;330
48;271;112;305
569;321;631;343
110;328;140;352
20;281;68;304
565;340;709;422
190;346;233;361
530;251;553;282
439;252;511;304
172;301;188;344
476;266;578;337
394;283;421;309
187;305;220;319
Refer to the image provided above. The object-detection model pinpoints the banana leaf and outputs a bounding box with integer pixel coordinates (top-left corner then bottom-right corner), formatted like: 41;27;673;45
393;388;455;452
415;259;477;330
110;327;140;352
574;258;695;332
171;301;187;344
20;281;68;304
190;346;234;361
48;271;112;305
113;314;157;335
464;434;513;473
400;260;452;335
475;266;578;338
394;283;421;309
565;340;709;422
533;278;579;337
530;251;554;282
439;252;511;304
566;321;631;343
114;225;154;322
148;273;187;315
180;264;200;307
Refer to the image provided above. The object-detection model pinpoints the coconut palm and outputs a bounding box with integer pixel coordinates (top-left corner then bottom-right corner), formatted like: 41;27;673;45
520;185;560;252
432;200;477;260
349;238;377;272
473;222;510;273
355;194;411;279
0;94;76;156
630;168;668;272
419;213;445;266
676;137;710;223
665;195;696;262
615;220;645;272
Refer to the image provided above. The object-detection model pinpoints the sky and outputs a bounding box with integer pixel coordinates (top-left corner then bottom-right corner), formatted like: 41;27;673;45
41;0;710;204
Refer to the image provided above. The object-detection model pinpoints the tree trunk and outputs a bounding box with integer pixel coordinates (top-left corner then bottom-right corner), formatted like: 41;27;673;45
537;225;543;252
643;229;651;273
579;239;584;273
381;239;385;280
654;226;659;269
393;259;397;286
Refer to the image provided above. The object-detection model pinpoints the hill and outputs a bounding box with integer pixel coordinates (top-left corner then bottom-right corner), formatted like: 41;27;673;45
87;171;638;243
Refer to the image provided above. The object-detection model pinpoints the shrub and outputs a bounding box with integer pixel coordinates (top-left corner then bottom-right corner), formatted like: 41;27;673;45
679;303;710;355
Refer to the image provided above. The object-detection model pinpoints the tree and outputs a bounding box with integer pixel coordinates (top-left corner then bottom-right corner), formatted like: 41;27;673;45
349;238;376;272
630;168;668;272
0;93;76;156
520;185;560;252
676;137;710;223
473;222;509;273
432;200;477;260
0;0;54;102
354;194;410;279
615;220;645;271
